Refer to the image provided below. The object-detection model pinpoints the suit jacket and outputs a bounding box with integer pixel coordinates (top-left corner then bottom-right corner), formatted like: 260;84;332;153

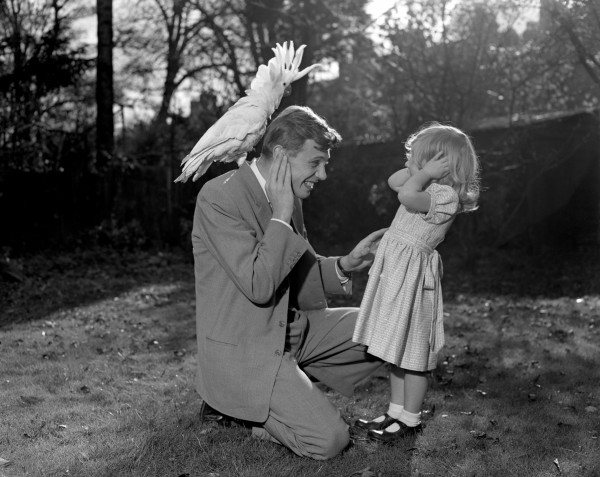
192;163;350;422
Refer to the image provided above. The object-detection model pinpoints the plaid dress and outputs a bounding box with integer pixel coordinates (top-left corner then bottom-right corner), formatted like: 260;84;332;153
353;183;459;371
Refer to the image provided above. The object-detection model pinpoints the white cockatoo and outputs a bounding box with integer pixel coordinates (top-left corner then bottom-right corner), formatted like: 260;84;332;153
175;41;321;182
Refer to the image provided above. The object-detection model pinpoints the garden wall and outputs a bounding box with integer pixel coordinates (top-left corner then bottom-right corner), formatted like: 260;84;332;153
1;111;598;255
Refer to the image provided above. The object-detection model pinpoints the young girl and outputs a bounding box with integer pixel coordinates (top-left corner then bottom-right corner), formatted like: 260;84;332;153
352;122;479;443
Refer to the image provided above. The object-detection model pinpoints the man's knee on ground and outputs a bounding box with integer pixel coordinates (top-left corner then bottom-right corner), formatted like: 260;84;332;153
310;421;350;460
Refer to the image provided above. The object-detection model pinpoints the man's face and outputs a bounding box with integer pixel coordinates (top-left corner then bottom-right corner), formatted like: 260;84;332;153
286;139;329;199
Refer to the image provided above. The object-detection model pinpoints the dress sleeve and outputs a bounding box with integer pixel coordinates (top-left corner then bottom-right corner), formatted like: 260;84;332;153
422;183;459;224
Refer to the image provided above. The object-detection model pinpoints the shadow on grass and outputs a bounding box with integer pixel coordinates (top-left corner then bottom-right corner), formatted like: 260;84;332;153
3;244;598;330
444;244;600;299
326;245;600;313
0;247;194;329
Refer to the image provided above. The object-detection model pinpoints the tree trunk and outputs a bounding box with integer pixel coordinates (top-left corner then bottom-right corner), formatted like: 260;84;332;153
96;0;114;170
155;53;179;127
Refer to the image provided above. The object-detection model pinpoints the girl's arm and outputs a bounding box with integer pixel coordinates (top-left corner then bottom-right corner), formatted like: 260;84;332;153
388;168;410;192
397;153;449;212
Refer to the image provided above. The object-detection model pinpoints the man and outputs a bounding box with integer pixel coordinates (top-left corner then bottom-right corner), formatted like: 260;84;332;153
192;105;385;460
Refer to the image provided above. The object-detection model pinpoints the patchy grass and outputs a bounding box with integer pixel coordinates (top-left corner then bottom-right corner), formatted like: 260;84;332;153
0;248;599;476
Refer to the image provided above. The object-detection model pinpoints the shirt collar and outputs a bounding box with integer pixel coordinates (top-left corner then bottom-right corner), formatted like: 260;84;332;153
249;159;269;202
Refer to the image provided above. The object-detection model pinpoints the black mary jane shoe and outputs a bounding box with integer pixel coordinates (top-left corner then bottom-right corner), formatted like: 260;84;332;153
367;421;423;443
354;414;398;431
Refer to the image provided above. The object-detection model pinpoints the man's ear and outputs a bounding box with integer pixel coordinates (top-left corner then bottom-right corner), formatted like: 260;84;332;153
272;145;285;160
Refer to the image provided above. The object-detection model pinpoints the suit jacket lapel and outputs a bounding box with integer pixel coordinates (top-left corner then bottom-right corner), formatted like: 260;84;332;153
291;198;317;255
238;162;272;233
291;197;303;235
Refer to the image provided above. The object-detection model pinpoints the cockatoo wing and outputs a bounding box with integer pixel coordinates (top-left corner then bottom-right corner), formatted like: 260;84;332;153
176;41;320;183
174;105;268;183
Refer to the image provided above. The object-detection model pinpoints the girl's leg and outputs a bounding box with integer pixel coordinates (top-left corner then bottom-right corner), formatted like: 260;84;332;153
354;365;404;428
399;369;428;426
381;368;427;429
388;365;405;419
368;368;427;440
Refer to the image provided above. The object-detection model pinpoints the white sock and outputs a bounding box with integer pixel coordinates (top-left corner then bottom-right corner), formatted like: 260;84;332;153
399;409;421;427
387;403;404;420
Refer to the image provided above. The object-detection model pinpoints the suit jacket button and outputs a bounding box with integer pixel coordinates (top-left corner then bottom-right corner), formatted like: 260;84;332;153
279;321;285;327
274;349;282;356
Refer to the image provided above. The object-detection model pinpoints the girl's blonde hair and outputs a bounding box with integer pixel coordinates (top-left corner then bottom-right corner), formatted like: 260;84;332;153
406;122;480;212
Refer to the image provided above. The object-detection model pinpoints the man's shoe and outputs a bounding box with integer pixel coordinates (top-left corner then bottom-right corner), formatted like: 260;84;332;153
200;401;251;429
200;401;232;426
368;421;423;443
354;413;398;431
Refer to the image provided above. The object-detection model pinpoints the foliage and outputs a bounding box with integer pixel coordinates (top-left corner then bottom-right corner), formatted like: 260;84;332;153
366;0;594;137
106;0;600;144
0;0;94;173
114;0;375;138
312;0;600;143
545;0;600;91
86;215;149;250
115;0;251;127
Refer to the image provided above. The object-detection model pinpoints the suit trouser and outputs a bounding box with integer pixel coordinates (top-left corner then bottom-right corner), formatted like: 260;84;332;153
252;307;384;460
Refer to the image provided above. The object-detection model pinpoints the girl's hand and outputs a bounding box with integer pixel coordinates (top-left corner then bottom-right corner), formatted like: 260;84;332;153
423;152;449;180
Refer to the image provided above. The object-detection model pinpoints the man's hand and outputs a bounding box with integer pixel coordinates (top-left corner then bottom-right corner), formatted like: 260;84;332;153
422;152;449;180
266;155;294;223
339;228;388;272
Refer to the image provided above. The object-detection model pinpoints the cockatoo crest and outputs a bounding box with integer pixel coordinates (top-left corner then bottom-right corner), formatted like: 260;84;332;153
175;41;321;183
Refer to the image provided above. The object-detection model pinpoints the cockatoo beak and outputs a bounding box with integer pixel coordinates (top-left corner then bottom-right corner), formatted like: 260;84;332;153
283;85;292;97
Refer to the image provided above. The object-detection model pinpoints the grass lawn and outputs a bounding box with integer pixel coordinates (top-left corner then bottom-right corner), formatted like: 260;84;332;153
0;247;599;476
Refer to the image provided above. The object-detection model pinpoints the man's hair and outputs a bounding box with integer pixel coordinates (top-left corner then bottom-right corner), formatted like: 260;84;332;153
261;105;342;158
